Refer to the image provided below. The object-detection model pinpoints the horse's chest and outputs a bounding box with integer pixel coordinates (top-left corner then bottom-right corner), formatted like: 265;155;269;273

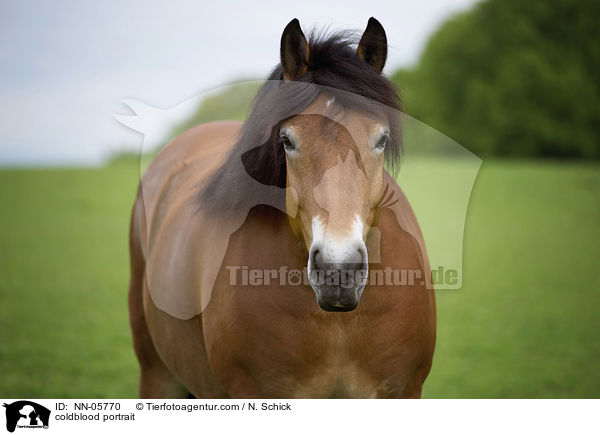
302;354;381;398
295;329;379;398
206;314;387;398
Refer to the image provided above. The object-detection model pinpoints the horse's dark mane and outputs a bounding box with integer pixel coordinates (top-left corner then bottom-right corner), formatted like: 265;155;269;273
198;29;403;215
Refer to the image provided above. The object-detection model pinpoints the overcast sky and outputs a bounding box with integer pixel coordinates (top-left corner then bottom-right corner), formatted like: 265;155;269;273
0;0;478;166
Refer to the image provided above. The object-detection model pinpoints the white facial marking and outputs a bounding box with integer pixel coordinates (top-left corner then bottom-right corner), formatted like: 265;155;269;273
309;215;367;265
308;216;325;278
351;214;364;240
311;216;326;244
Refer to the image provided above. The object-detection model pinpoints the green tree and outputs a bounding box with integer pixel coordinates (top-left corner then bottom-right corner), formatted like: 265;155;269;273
392;0;600;159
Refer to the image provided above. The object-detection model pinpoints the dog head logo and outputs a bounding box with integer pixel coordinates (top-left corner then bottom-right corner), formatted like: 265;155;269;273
3;401;50;432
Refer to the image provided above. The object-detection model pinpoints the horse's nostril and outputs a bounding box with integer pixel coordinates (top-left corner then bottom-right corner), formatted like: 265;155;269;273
309;243;322;269
357;244;367;266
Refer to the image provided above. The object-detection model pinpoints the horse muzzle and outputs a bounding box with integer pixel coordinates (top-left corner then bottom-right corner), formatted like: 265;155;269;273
308;240;368;312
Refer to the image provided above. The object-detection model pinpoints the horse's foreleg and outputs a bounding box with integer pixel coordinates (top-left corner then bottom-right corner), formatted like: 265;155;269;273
129;272;188;398
138;359;188;398
129;197;188;399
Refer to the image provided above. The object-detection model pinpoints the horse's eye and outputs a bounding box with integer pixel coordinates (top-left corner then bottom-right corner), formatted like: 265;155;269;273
281;134;295;152
376;133;390;151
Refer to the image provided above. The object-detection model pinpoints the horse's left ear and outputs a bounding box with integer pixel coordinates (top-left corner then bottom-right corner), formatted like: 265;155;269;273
357;17;387;73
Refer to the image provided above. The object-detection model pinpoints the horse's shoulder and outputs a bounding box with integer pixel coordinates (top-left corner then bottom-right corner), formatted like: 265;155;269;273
136;121;246;319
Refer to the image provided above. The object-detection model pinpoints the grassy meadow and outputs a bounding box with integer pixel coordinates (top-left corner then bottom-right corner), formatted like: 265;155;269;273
0;159;599;398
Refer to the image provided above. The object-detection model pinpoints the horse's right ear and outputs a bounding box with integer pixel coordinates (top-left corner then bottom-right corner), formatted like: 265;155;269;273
280;18;310;81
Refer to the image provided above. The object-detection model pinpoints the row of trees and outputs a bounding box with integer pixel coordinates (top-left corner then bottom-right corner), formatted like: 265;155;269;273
391;0;599;159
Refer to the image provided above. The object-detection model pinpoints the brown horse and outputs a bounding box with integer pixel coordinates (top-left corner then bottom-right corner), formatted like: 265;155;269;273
129;18;436;398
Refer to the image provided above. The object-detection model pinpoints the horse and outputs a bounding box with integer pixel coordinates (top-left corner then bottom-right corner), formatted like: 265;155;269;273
128;17;436;398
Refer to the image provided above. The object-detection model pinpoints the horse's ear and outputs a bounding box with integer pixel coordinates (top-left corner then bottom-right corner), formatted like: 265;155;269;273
357;17;387;73
280;18;310;81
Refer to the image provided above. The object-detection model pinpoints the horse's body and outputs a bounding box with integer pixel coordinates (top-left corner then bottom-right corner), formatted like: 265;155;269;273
129;18;436;398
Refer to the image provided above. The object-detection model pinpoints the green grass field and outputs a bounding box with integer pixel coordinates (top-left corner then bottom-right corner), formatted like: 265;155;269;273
0;159;599;398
